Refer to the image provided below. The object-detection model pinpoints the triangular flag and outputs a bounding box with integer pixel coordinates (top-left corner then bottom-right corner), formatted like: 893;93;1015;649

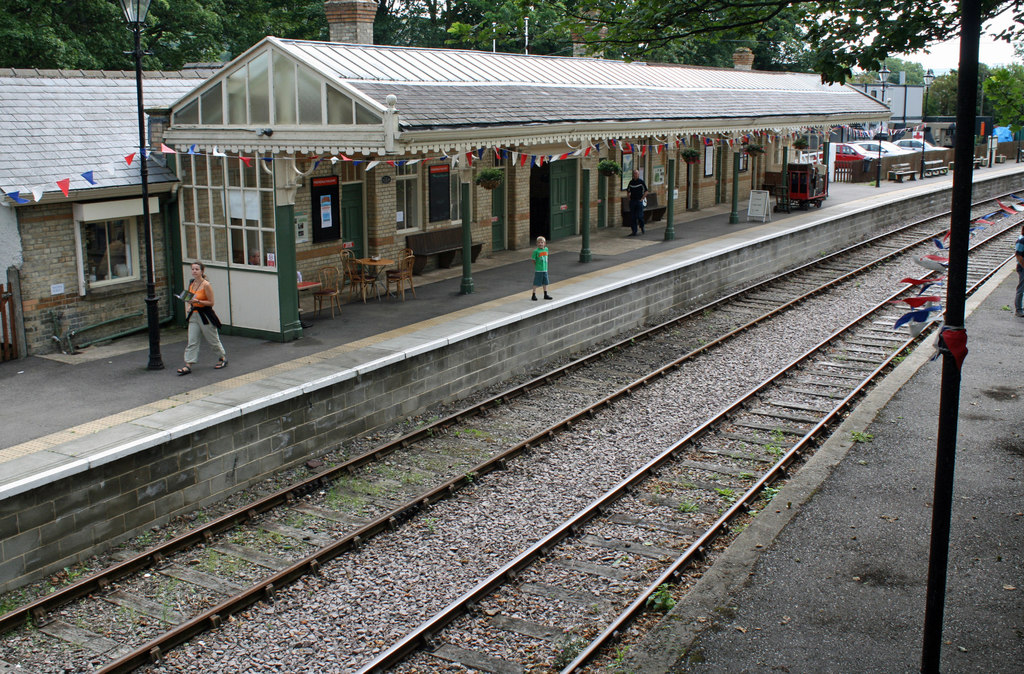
365;160;380;171
212;146;226;157
894;306;942;330
160;143;176;154
188;144;200;155
125;153;136;166
890;296;941;308
5;191;29;204
240;157;252;167
936;326;968;369
31;185;45;202
81;171;97;185
57;178;70;197
330;156;340;165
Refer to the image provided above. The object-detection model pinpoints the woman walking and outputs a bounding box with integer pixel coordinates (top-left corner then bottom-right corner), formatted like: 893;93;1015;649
178;261;227;375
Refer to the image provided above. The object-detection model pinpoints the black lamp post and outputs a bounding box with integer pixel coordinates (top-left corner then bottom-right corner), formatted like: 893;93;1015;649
875;65;891;188
119;0;163;370
920;69;935;179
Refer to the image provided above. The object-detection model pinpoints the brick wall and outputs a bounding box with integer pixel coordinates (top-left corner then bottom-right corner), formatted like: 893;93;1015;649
18;202;168;356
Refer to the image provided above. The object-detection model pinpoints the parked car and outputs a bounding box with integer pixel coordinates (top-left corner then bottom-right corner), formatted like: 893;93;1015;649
834;143;877;161
893;138;944;152
851;140;916;157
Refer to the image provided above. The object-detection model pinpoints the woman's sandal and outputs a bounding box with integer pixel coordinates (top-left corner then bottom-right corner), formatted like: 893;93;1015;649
214;358;228;370
176;365;192;376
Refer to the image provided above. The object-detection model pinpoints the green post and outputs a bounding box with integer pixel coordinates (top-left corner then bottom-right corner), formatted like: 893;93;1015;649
664;159;676;240
715;146;723;204
580;169;592;262
597;172;607;228
460;180;474;295
729;152;740;224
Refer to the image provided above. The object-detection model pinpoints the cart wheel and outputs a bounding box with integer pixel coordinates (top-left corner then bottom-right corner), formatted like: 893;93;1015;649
815;200;823;208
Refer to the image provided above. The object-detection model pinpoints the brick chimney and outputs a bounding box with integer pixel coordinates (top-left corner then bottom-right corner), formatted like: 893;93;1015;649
324;0;376;44
732;47;755;70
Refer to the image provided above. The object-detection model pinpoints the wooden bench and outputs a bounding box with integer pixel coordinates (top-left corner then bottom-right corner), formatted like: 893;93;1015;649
887;163;916;182
620;192;667;227
923;160;948;177
406;227;482;274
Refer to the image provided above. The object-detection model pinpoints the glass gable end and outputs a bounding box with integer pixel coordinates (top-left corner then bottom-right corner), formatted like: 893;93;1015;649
173;48;381;128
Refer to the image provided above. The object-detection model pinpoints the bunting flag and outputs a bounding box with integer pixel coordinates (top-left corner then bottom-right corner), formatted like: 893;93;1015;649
476;147;485;159
338;153;351;161
365;160;380;171
240;157;252;167
915;255;948;273
520;153;529;167
998;199;1023;213
934;325;968;369
125;153;136;166
584;146;592;157
893;305;942;331
31;185;45;202
57;178;70;197
5;191;29;204
890;295;941;308
187;144;200;155
160;143;176;154
81;171;97;185
212;146;226;157
330;156;340;165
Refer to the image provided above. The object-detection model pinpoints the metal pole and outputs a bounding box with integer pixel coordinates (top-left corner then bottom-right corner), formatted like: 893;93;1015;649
459;180;473;294
876;79;886;188
729;152;739;223
579;169;591;262
664;159;676;240
920;84;930;179
921;1;980;671
132;22;163;370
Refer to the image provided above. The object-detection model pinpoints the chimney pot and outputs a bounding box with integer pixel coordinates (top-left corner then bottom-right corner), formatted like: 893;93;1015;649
732;47;755;70
324;0;377;44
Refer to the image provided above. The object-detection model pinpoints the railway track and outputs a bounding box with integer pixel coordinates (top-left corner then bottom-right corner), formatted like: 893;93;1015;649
1;195;1021;673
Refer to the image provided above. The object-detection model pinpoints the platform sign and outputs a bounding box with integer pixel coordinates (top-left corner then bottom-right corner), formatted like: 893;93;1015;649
747;190;771;222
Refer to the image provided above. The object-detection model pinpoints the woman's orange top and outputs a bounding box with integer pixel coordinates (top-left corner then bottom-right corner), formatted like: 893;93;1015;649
190;280;212;308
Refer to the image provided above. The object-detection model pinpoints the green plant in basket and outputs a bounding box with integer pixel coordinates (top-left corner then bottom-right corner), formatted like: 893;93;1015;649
474;167;504;189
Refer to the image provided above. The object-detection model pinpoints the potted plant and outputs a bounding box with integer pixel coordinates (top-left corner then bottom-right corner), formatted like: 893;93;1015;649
474;167;504;190
681;147;701;164
597;159;621;176
792;136;809;150
745;142;765;155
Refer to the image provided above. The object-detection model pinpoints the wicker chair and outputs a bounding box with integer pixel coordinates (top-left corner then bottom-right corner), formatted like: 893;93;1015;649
386;249;417;301
313;266;342;318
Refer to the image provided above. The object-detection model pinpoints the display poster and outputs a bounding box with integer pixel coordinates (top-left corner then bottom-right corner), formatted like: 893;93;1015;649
294;212;309;243
428;164;451;222
310;176;340;243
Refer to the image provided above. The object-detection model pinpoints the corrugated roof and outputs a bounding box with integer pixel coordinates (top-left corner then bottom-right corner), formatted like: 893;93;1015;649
272;38;886;132
0;70;215;200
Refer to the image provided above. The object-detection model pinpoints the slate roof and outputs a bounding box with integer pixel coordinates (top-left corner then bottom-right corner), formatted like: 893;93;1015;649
0;69;217;202
271;39;887;133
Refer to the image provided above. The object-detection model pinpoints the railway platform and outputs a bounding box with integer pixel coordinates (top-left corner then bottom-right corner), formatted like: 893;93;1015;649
623;267;1024;672
2;161;1024;600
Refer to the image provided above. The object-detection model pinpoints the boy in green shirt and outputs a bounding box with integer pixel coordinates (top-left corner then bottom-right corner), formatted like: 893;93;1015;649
531;236;553;301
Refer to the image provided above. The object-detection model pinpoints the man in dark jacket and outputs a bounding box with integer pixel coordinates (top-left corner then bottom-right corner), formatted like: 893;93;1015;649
626;169;648;236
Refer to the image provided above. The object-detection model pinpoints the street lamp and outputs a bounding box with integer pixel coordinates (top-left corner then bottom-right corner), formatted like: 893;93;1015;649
875;65;891;188
119;0;163;370
920;68;935;179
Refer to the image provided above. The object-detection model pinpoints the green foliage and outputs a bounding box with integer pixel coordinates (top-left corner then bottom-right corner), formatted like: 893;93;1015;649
984;65;1024;132
474;167;504;186
678;499;700;513
598;159;622;175
647;583;676;612
851;431;874;443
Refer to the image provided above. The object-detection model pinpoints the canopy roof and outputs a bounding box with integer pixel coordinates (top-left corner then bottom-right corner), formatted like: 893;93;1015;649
164;37;889;157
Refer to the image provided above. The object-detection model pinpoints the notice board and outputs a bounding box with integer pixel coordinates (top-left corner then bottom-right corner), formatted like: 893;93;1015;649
428;164;451;222
310;176;341;242
747;190;771;222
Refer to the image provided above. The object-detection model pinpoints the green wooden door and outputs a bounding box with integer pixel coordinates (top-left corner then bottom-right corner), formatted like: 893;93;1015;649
548;159;577;241
491;179;506;251
341;183;364;259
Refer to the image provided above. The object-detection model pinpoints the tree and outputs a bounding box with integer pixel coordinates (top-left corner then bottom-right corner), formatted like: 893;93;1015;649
984;64;1024;132
549;0;1024;83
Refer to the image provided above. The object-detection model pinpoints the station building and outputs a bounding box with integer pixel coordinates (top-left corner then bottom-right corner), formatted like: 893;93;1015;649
0;1;887;357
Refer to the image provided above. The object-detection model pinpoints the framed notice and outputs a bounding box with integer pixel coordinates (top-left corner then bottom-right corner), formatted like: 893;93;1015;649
747;190;772;222
428;164;451;222
310;176;340;243
704;146;715;177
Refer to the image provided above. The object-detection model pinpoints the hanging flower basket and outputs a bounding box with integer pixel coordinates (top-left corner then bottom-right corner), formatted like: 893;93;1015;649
792;137;810;150
597;159;622;177
745;143;766;156
681;148;701;164
474;168;504;190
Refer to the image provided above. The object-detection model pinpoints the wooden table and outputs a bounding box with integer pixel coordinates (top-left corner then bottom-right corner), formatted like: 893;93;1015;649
355;258;394;301
297;280;321;326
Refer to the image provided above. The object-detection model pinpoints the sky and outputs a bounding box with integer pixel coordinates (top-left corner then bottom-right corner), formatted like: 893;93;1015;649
901;9;1020;74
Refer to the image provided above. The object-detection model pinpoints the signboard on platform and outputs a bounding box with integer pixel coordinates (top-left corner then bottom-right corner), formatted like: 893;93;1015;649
747;190;771;222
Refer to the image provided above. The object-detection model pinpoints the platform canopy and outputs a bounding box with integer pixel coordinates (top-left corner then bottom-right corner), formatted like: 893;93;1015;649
163;37;890;158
